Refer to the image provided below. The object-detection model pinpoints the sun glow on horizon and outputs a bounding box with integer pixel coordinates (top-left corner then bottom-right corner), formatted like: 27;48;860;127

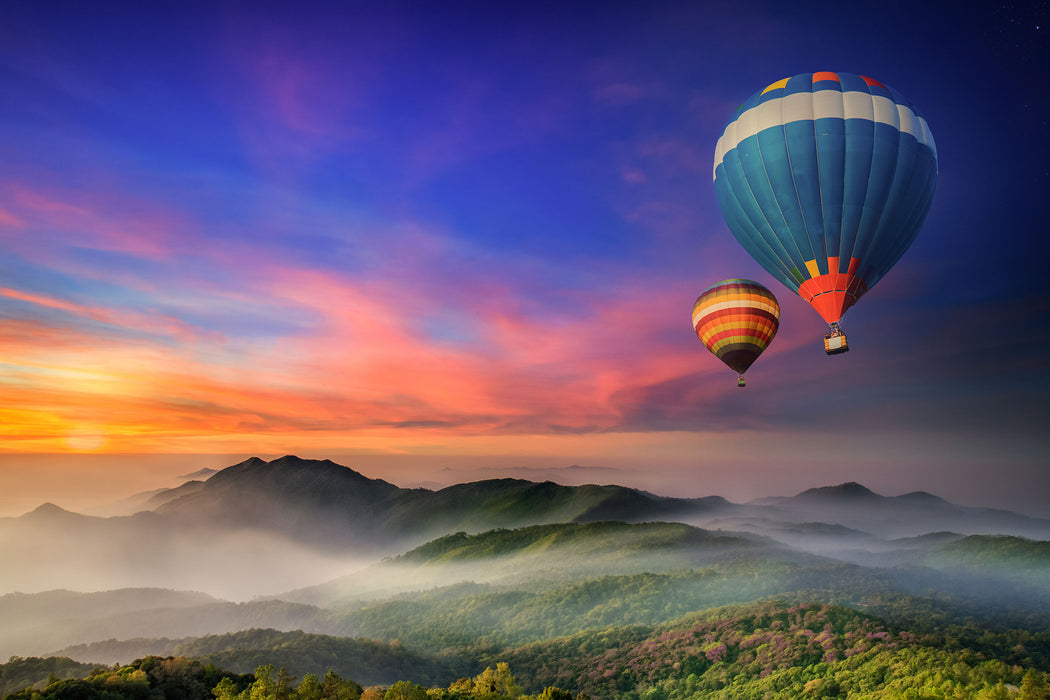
63;426;107;452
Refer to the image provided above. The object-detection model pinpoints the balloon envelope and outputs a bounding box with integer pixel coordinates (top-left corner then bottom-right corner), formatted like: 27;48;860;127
693;279;780;380
712;72;937;325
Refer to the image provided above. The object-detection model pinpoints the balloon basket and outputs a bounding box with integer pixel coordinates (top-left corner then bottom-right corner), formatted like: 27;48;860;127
824;324;849;355
737;375;746;387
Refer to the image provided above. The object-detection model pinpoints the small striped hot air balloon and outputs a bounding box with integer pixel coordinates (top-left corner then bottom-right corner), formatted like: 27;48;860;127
712;72;937;354
692;279;780;387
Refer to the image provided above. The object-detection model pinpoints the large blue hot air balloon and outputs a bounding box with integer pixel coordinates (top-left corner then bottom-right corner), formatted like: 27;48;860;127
712;72;937;354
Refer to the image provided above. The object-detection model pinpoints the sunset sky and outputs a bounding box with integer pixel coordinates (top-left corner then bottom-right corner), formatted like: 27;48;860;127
1;2;1047;517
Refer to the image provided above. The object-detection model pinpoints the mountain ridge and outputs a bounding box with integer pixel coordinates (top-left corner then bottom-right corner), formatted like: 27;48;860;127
4;456;1050;600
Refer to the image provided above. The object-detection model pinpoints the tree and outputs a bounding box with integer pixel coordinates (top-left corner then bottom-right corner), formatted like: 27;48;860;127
295;675;321;700
249;667;276;700
275;669;296;700
1020;670;1050;700
535;688;572;700
469;665;519;700
214;677;244;700
383;682;426;700
319;672;360;700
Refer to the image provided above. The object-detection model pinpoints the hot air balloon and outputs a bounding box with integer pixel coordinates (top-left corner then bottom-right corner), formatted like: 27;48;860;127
712;72;937;354
693;279;780;387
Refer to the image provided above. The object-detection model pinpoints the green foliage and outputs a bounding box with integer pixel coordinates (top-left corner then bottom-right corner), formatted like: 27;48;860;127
2;656;250;700
321;672;361;700
5;617;1049;700
397;523;720;565
382;681;426;700
0;658;103;697
249;665;277;700
936;535;1050;567
330;562;906;654
489;601;1047;699
293;675;320;700
171;630;465;688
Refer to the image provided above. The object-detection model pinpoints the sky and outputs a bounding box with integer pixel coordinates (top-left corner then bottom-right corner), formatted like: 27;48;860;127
1;1;1048;517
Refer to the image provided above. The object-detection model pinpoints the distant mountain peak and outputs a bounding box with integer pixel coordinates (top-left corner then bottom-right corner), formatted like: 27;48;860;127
894;490;948;504
20;502;93;521
178;467;218;481
795;482;880;500
31;502;70;514
159;455;402;525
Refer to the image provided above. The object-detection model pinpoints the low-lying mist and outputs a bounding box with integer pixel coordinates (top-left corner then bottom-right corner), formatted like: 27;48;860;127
0;519;377;601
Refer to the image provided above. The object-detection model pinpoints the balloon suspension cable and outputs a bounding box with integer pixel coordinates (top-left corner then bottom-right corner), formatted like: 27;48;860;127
737;374;746;388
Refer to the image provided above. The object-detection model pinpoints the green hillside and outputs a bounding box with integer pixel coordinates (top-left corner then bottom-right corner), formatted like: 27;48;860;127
0;657;103;697
931;534;1050;568
396;521;767;564
492;601;1050;698
6;601;1050;700
171;629;469;687
327;562;905;654
284;521;801;608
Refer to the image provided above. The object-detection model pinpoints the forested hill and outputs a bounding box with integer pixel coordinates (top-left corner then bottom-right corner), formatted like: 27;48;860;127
495;600;1050;698
395;521;760;563
274;521;811;607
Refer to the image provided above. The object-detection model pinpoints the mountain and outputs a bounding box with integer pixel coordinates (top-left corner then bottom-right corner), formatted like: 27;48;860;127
180;468;219;481
142;480;207;510
736;481;1050;540
794;481;881;501
894;490;950;505
89;468;218;517
152;456;735;553
154;456;404;548
918;534;1050;591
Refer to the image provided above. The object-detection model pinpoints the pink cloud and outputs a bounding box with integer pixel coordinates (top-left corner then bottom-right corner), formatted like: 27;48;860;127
2;180;193;261
0;287;212;346
251;260;734;432
0;206;26;228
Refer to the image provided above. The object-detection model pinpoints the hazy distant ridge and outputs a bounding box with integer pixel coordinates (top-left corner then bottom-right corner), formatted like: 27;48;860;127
3;455;1050;602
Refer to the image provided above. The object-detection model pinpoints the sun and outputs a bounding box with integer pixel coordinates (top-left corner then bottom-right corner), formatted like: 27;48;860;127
64;426;107;452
